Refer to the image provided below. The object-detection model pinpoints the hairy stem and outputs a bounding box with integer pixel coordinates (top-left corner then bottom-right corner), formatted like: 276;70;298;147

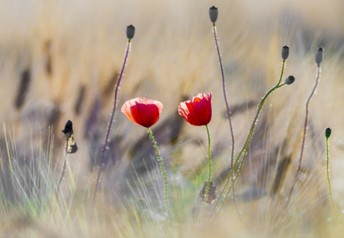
286;63;321;207
212;25;235;171
325;132;335;209
200;125;212;215
147;128;172;224
93;40;131;207
213;60;286;214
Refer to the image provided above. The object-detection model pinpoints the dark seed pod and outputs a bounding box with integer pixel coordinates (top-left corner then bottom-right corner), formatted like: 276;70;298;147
126;25;135;40
62;120;74;139
281;45;289;60
315;47;324;65
284;75;295;85
325;128;332;138
209;6;218;24
200;181;217;204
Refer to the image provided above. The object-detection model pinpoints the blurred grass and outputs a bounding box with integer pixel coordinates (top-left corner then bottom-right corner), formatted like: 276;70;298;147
1;0;344;237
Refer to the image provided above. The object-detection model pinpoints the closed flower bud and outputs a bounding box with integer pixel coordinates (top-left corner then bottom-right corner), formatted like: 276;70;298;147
325;128;332;138
126;25;135;40
284;75;295;85
315;47;323;65
209;6;218;24
281;46;289;60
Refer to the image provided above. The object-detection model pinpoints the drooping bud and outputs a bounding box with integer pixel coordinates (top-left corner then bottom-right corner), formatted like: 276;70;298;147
325;128;332;138
284;75;295;85
126;25;135;41
315;47;323;65
209;6;218;24
281;45;289;60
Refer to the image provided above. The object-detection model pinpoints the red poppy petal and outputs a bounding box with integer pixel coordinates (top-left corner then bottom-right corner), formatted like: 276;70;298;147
178;93;212;126
122;97;163;128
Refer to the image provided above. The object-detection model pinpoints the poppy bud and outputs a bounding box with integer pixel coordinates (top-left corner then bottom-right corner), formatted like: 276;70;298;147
315;47;323;65
126;25;135;41
281;46;289;60
209;6;218;24
284;75;295;85
325;128;332;138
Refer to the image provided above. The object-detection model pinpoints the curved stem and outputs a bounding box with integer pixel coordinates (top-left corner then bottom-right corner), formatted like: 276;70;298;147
93;40;132;207
200;125;212;214
286;63;321;207
223;83;286;200
213;60;286;215
147;128;172;224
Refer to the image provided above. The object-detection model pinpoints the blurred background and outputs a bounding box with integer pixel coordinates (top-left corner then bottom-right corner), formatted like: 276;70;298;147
0;0;344;237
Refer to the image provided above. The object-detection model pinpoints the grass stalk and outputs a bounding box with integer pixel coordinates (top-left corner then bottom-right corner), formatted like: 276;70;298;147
56;144;68;199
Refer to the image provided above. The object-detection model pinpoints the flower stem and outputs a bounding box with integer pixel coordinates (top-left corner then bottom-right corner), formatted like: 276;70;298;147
200;125;212;215
93;40;132;207
325;131;335;209
212;24;235;170
213;60;286;214
286;62;321;207
147;128;172;224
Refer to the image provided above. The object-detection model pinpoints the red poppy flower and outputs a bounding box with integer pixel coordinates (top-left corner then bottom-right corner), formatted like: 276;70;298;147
121;97;163;128
178;93;212;126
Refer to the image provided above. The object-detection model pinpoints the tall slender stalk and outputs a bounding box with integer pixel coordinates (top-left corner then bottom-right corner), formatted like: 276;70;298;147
325;128;335;209
200;125;212;215
212;23;235;170
93;25;135;207
147;128;172;224
286;48;323;207
212;58;291;215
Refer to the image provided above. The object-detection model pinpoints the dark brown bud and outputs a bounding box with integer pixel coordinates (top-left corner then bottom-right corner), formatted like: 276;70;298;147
126;25;135;40
284;75;295;85
325;128;331;138
62;120;74;138
281;45;289;60
209;6;218;24
315;47;323;65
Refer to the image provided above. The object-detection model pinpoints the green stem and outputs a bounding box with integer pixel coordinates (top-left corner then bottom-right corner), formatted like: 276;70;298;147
147;128;172;224
326;135;335;209
200;125;212;214
213;60;286;213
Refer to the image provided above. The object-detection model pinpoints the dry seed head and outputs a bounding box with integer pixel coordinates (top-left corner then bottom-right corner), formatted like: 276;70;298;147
209;6;218;24
126;25;135;40
315;47;324;65
285;75;295;85
325;128;332;138
281;45;289;60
